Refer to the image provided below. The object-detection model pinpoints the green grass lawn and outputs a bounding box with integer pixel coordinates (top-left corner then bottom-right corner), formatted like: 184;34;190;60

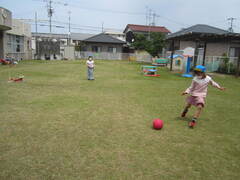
0;60;240;180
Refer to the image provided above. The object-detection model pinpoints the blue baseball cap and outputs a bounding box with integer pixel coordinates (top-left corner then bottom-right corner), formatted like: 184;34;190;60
194;65;206;72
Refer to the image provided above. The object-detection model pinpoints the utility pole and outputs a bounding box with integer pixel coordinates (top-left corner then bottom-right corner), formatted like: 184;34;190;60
68;11;71;45
227;17;236;33
152;12;156;26
170;40;175;71
35;12;38;59
48;0;54;34
102;22;104;33
148;9;152;40
145;6;149;26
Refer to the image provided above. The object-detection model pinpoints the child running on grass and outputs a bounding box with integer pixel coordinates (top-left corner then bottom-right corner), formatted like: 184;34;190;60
181;65;225;128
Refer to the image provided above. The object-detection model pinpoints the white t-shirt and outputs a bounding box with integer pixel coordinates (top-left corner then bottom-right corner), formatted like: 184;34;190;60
86;60;94;68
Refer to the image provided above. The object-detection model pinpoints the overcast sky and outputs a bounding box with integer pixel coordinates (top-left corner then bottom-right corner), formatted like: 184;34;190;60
1;0;240;34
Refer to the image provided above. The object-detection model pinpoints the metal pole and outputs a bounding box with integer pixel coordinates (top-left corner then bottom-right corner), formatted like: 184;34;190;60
68;11;71;45
170;40;175;71
148;9;152;40
49;0;52;34
202;42;207;66
35;12;38;59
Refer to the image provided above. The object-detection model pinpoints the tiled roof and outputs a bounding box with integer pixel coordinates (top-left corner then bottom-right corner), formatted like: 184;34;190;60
71;33;95;41
83;33;125;44
167;24;229;39
124;24;171;33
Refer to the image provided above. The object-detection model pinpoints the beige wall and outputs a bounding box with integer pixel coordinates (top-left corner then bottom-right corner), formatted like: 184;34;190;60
180;41;196;50
3;19;32;59
178;40;238;57
7;19;31;37
205;43;229;56
0;7;12;30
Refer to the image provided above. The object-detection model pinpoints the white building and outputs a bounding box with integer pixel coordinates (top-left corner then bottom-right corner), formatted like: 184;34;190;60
6;19;32;60
0;7;32;60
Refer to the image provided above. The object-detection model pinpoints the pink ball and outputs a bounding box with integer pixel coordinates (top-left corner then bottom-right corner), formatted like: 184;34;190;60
153;119;163;130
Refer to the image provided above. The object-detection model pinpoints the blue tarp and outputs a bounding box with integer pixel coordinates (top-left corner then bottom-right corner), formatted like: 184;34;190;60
168;55;184;59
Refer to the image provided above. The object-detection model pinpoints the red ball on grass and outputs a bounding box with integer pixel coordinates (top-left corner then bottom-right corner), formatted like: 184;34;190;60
153;119;163;130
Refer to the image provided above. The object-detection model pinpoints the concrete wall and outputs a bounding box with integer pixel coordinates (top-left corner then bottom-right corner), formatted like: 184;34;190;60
0;7;12;30
0;31;4;58
7;19;31;37
4;19;32;60
0;7;12;58
63;46;75;60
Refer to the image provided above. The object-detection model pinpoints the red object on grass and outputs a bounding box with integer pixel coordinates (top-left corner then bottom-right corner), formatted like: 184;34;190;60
10;78;23;82
153;119;163;130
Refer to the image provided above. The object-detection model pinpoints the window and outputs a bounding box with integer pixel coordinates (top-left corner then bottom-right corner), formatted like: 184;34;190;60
16;44;20;52
6;34;24;53
27;40;30;50
92;46;101;52
108;47;117;53
229;47;240;57
80;46;87;51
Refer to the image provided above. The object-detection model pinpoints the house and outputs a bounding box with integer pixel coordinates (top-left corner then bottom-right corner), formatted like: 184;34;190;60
71;33;95;46
0;7;32;60
81;33;125;53
167;24;240;66
124;24;171;43
79;33;126;60
103;31;126;42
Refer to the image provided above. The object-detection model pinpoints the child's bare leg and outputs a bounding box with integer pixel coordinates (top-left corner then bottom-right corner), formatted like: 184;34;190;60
189;104;203;128
193;104;203;119
181;103;191;117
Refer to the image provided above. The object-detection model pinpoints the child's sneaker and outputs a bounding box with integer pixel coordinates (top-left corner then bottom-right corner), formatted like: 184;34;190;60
188;120;196;128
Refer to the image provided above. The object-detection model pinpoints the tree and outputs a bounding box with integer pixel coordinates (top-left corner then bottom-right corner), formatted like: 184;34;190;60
131;32;166;57
75;42;86;52
131;34;147;50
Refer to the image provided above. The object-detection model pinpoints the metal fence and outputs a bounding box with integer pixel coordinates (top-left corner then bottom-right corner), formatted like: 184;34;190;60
164;52;239;74
75;51;152;62
195;55;238;73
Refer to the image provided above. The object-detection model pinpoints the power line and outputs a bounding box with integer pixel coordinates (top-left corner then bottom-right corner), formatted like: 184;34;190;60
33;0;68;33
63;2;189;27
32;0;189;29
21;18;123;31
67;2;145;16
31;23;103;32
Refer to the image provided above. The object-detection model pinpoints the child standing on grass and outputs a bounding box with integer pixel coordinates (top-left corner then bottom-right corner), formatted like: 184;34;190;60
86;56;95;80
181;65;225;128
